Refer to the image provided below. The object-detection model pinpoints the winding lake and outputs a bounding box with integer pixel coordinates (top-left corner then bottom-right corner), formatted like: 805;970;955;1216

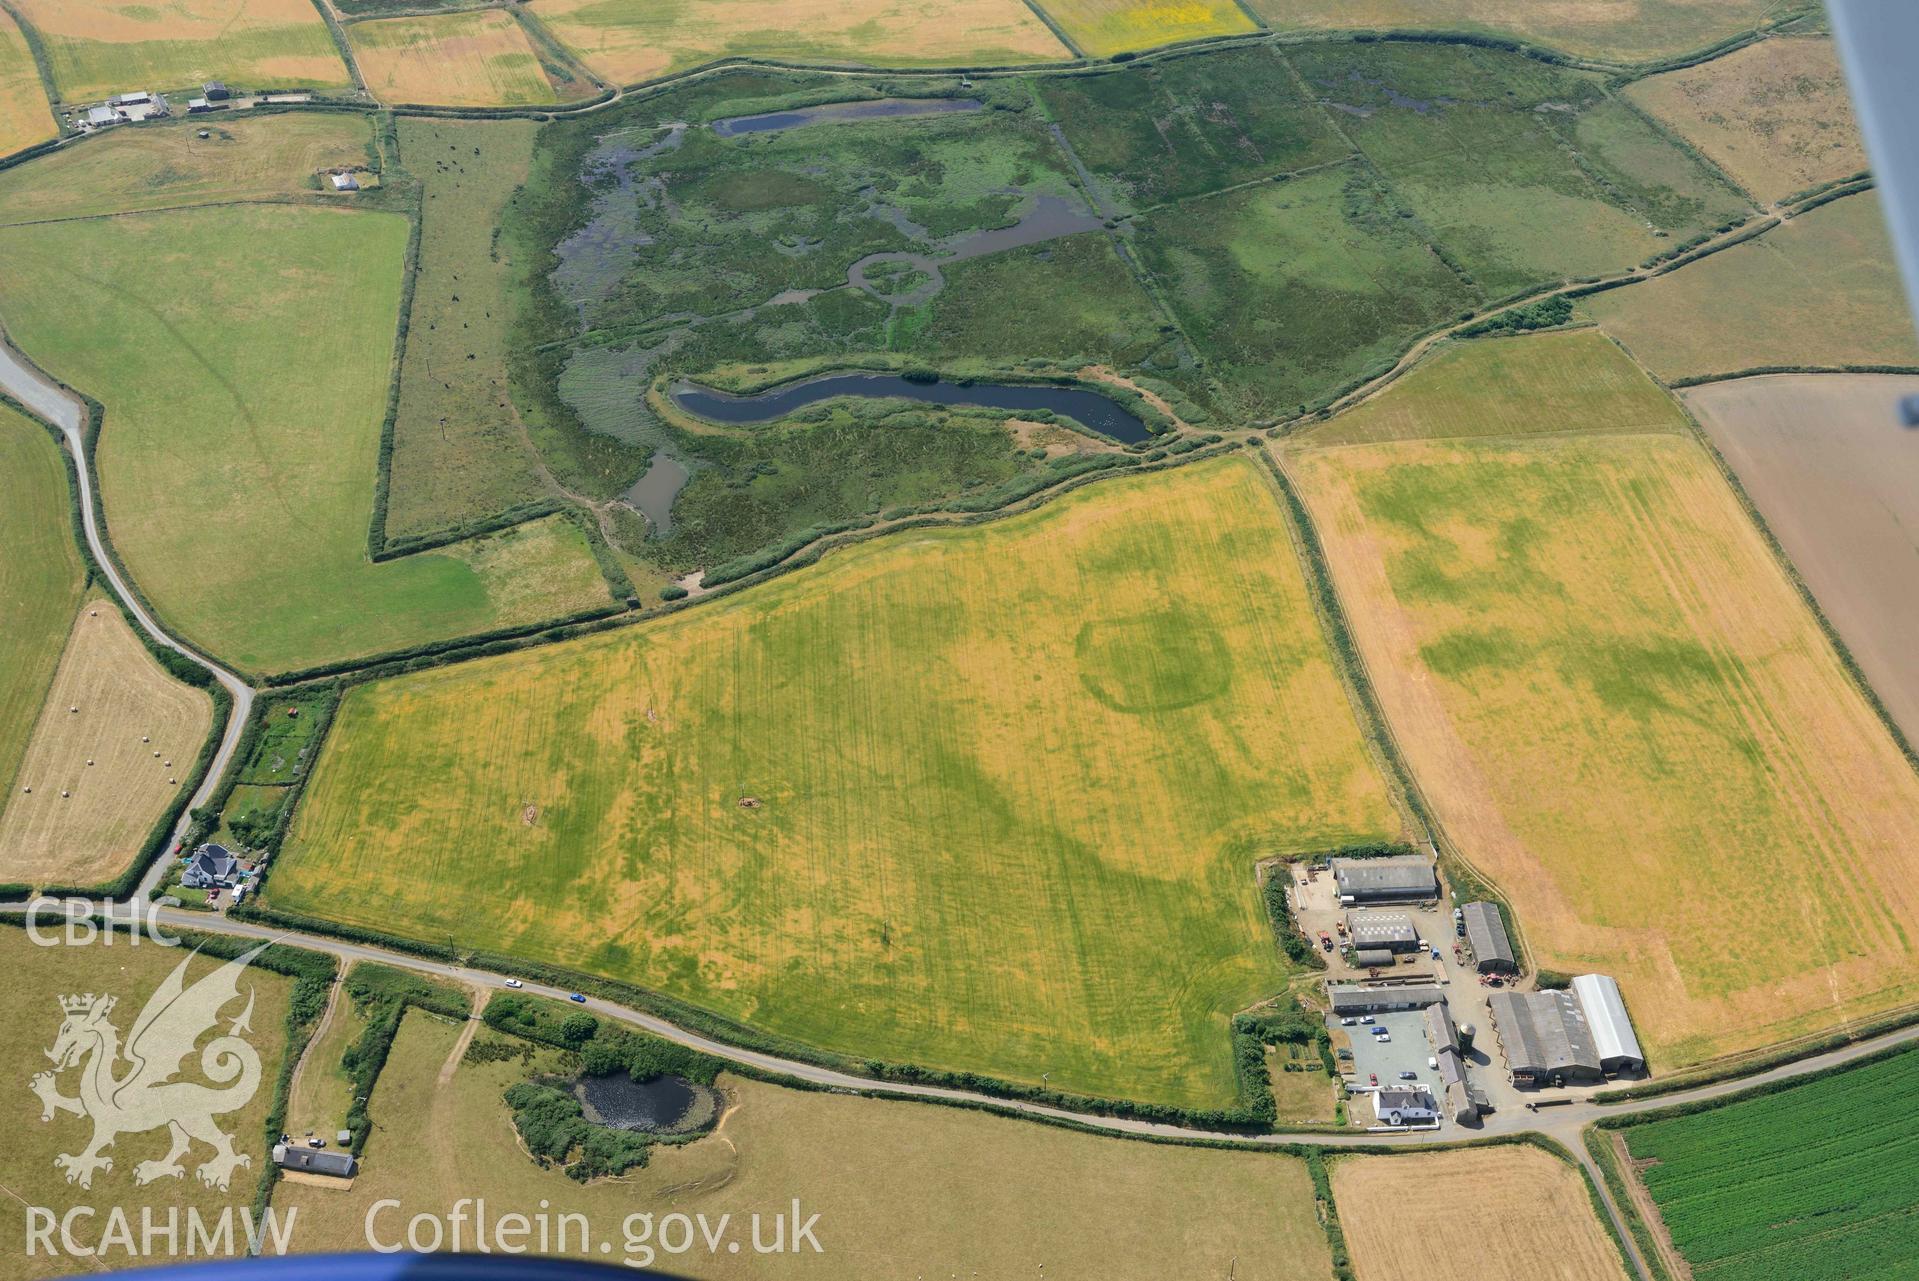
671;373;1153;444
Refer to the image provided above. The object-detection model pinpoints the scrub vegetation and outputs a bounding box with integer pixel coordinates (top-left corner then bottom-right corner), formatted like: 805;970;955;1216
271;458;1399;1109
0;204;614;675
9;0;350;103
1286;333;1919;1069
1618;1046;1919;1281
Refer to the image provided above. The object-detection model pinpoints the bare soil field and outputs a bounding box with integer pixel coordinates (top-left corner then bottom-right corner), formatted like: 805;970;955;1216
0;7;53;159
1286;335;1919;1069
1684;373;1919;747
11;0;350;103
1333;1147;1631;1281
348;9;559;107
1585;193;1919;380
1246;0;1783;63
278;1012;1335;1279
0;599;213;887
1626;36;1865;204
528;0;1068;84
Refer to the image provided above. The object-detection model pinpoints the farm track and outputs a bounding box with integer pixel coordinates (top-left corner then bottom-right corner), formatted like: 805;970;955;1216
0;335;254;899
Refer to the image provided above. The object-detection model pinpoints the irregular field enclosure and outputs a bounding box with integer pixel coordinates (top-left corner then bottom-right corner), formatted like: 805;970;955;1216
0;204;615;675
0;602;213;886
278;1012;1336;1280
347;10;559;108
527;0;1068;85
0;7;52;158
1333;1147;1631;1281
10;0;350;103
1286;333;1919;1069
271;457;1401;1109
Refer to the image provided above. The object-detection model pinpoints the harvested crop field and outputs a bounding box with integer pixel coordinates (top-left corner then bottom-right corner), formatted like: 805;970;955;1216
0;599;212;888
385;117;552;536
528;0;1068;85
1618;1044;1919;1281
0;927;297;1278
0;406;84;813
1585;193;1919;380
1245;0;1782;62
10;0;350;103
271;457;1401;1109
1286;334;1919;1069
1333;1147;1630;1281
279;1012;1335;1279
0;112;376;225
0;204;616;675
1684;373;1919;748
1625;36;1865;205
0;7;52;159
1036;0;1258;57
348;9;559;108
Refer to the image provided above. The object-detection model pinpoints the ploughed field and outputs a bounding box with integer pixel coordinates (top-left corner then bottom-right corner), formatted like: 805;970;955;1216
270;457;1401;1109
1619;1045;1919;1281
1286;332;1919;1069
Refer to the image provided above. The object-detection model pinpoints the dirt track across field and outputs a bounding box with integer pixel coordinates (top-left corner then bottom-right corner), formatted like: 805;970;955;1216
1685;373;1919;747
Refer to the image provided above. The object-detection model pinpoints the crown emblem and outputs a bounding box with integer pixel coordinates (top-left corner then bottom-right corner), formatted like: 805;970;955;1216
58;994;112;1017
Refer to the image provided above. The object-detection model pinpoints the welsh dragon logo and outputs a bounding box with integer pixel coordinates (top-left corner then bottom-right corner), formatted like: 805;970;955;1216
29;944;266;1191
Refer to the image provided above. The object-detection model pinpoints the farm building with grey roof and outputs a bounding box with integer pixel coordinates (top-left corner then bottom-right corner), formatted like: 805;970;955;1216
1330;856;1438;904
1463;901;1517;974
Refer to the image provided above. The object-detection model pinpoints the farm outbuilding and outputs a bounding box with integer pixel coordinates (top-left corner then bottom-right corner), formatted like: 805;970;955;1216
1424;1001;1459;1055
272;1143;357;1179
330;173;360;192
1329;984;1445;1016
1372;1088;1438;1126
1346;910;1419;952
1463;901;1517;974
204;82;231;101
1572;974;1645;1074
1487;990;1602;1085
1330;856;1438;904
1352;947;1395;969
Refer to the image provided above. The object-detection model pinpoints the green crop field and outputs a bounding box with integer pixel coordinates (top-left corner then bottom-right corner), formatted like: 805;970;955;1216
1621;1047;1919;1280
1584;192;1919;380
0;204;615;675
0;112;377;226
0;407;84;809
270;457;1400;1109
1287;332;1919;1068
386;117;553;537
11;0;351;104
1136;161;1473;417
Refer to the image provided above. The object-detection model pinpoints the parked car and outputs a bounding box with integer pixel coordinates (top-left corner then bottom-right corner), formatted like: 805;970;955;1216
569;992;587;1003
1319;932;1334;952
1358;1015;1374;1024
1376;1032;1392;1043
1340;1017;1356;1026
1370;1025;1388;1036
503;978;523;989
1398;1071;1418;1081
1428;1056;1439;1070
1368;1073;1378;1086
1431;947;1442;960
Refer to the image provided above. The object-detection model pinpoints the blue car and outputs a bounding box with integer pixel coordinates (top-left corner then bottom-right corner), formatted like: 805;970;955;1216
569;992;587;1003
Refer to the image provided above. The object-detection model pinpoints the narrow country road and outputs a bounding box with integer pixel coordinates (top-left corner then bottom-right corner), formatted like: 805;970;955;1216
0;336;256;897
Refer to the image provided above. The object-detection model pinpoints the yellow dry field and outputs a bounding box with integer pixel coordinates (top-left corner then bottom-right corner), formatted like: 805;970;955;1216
1037;0;1258;56
1286;336;1919;1069
10;0;350;103
0;7;53;159
1585;192;1919;380
279;1012;1334;1280
348;10;558;108
0;599;213;887
529;0;1068;85
1333;1148;1631;1281
1626;36;1866;204
1245;0;1781;62
0;112;375;225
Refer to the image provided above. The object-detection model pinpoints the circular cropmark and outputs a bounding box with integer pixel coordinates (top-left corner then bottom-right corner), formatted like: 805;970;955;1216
1074;610;1233;714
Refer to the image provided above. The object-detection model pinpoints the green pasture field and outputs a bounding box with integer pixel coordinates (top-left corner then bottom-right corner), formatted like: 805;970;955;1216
0;7;54;159
1035;46;1350;207
0;112;378;225
1281;42;1750;297
277;1013;1334;1278
1287;335;1919;1067
1621;1046;1919;1280
270;456;1400;1109
11;0;352;104
0;926;299;1278
1245;0;1792;64
0;407;84;804
386;117;553;538
284;975;374;1140
1135;161;1474;417
214;782;291;850
1584;192;1919;380
0;204;615;675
